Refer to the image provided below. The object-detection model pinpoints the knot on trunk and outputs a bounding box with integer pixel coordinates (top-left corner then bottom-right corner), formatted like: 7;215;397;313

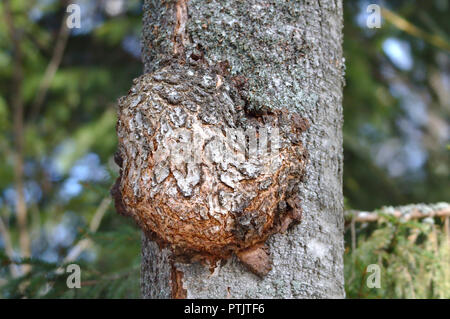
112;61;309;276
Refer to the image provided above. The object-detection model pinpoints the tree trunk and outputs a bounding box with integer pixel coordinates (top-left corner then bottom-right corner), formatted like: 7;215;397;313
140;0;345;298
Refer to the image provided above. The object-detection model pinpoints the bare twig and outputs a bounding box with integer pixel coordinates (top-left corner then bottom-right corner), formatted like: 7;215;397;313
382;8;450;52
52;197;110;281
63;197;111;264
350;217;356;252
30;2;72;121
4;0;31;275
403;266;416;299
445;216;449;243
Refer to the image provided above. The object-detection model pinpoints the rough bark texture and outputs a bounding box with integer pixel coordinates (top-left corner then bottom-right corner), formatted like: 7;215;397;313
114;62;309;270
140;0;345;298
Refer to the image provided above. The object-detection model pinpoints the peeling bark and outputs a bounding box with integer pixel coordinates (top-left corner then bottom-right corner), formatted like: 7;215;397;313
136;0;345;298
173;0;189;55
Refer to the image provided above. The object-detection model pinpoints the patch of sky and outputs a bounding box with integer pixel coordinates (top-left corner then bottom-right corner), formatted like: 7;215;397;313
383;38;413;71
29;0;56;22
59;153;110;200
3;181;43;208
35;212;83;262
122;34;141;59
373;82;428;177
102;0;126;17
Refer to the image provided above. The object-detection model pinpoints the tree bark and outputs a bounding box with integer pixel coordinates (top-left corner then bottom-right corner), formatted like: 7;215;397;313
140;0;345;298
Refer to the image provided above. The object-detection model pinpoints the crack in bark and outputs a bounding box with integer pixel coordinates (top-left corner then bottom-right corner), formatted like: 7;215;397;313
173;0;189;56
170;263;187;298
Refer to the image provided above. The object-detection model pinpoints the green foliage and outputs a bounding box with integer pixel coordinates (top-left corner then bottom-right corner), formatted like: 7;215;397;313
0;224;141;298
345;212;450;298
343;1;450;209
0;0;142;299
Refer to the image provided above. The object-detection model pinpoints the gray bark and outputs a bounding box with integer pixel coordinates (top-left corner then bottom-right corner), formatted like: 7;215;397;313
140;0;345;298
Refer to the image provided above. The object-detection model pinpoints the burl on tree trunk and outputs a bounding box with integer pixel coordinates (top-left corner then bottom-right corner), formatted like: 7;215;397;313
111;58;309;277
113;0;345;299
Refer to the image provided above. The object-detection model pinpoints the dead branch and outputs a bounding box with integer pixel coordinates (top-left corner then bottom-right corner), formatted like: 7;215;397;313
346;204;450;223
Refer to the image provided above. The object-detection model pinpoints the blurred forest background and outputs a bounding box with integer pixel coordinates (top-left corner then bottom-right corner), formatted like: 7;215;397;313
0;0;448;298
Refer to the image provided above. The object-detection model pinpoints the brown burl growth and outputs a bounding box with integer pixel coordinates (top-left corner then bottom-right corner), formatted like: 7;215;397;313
111;58;309;277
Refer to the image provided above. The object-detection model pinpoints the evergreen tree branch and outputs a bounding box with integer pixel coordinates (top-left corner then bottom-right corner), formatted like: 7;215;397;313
63;197;111;264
